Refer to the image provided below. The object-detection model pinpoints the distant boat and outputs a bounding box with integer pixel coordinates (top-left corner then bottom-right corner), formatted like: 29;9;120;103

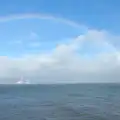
16;76;30;84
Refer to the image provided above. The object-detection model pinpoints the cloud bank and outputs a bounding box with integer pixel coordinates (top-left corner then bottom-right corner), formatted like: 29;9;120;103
0;28;120;84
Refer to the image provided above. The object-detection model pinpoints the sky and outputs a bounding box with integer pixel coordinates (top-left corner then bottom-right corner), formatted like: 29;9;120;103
0;0;120;83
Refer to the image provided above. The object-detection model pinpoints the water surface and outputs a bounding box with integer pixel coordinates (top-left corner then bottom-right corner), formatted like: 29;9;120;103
0;84;119;120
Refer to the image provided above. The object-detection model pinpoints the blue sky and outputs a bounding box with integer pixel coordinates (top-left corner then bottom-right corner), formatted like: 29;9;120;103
0;17;83;56
0;0;120;83
1;0;120;33
0;0;119;56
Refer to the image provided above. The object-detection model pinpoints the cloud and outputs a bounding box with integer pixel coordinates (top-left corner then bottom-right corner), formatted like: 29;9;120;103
0;29;120;84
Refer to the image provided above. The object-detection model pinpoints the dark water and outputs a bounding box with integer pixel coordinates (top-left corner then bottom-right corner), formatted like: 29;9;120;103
0;84;120;120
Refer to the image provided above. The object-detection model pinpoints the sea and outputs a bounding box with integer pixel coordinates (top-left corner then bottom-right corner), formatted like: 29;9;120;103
0;83;120;120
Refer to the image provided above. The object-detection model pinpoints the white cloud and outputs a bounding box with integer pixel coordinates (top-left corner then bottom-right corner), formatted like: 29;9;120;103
0;29;120;84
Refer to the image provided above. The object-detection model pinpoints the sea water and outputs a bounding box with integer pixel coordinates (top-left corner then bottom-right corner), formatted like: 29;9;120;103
0;84;120;120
